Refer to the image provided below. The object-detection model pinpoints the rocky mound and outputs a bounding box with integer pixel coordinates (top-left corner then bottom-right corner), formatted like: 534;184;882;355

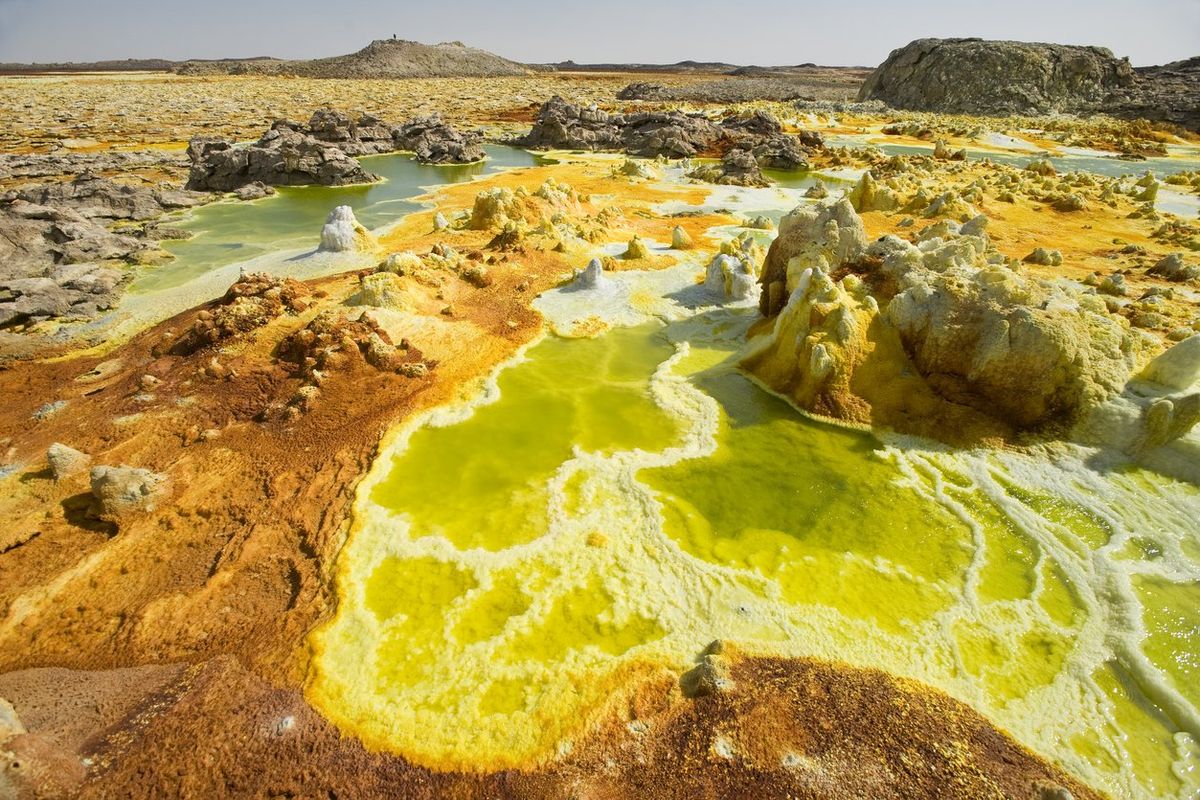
858;38;1134;116
187;110;486;192
859;38;1200;130
514;97;822;170
176;39;528;79
0;176;208;330
186;129;380;193
618;78;813;103
743;199;1172;444
617;68;873;104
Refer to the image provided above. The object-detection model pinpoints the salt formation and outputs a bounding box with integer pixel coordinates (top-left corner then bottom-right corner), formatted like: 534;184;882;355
704;254;758;301
319;205;374;252
746;199;1145;442
671;225;694;250
573;258;607;289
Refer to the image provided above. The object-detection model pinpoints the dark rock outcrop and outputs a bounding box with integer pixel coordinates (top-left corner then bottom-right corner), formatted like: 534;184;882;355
1117;58;1200;131
619;78;813;104
858;38;1134;116
687;149;769;187
858;38;1200;130
13;174;205;221
514;96;628;152
0;176;208;329
393;114;486;164
188;110;488;191
302;110;396;156
185;129;381;192
0;149;188;184
515;97;822;167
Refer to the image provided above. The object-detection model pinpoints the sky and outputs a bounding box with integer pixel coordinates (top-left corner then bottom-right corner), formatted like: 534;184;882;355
0;0;1197;67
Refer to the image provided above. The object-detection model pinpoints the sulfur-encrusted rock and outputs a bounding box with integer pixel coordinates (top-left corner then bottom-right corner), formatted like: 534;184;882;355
353;272;407;308
671;226;694;250
1148;253;1200;283
90;464;168;517
467;187;525;230
46;442;90;480
624;236;650;260
745;201;1143;442
758;197;867;317
1138;334;1200;390
1025;247;1063;266
848;171;901;213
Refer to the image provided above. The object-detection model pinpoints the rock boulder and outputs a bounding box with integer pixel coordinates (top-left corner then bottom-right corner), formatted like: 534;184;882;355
90;465;168;517
185;129;380;192
858;38;1134;116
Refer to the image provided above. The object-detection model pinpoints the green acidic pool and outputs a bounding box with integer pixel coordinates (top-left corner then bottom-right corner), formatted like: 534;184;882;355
311;312;1200;797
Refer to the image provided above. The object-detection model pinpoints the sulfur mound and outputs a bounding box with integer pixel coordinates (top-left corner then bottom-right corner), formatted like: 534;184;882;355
745;200;1142;442
758;198;867;317
319;205;376;253
168;271;309;355
277;309;412;377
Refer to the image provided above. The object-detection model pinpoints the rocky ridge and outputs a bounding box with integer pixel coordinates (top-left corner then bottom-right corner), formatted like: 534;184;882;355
859;38;1200;130
175;39;529;79
0;176;209;330
514;98;821;182
187;110;485;192
745;197;1199;450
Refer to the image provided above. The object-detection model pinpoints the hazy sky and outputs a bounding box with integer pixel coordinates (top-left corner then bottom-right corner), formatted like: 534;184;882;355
1;0;1197;67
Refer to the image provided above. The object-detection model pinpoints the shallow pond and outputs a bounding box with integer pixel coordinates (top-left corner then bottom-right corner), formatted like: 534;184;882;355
136;146;544;294
312;304;1200;798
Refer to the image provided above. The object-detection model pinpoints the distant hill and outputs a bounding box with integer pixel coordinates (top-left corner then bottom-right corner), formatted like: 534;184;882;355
174;39;530;79
0;58;176;74
545;60;742;73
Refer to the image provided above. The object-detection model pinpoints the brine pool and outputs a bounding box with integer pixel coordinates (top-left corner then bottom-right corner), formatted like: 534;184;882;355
118;143;1200;797
310;303;1200;798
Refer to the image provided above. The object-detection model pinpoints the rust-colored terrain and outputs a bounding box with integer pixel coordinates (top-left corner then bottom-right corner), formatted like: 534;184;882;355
5;69;1186;798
